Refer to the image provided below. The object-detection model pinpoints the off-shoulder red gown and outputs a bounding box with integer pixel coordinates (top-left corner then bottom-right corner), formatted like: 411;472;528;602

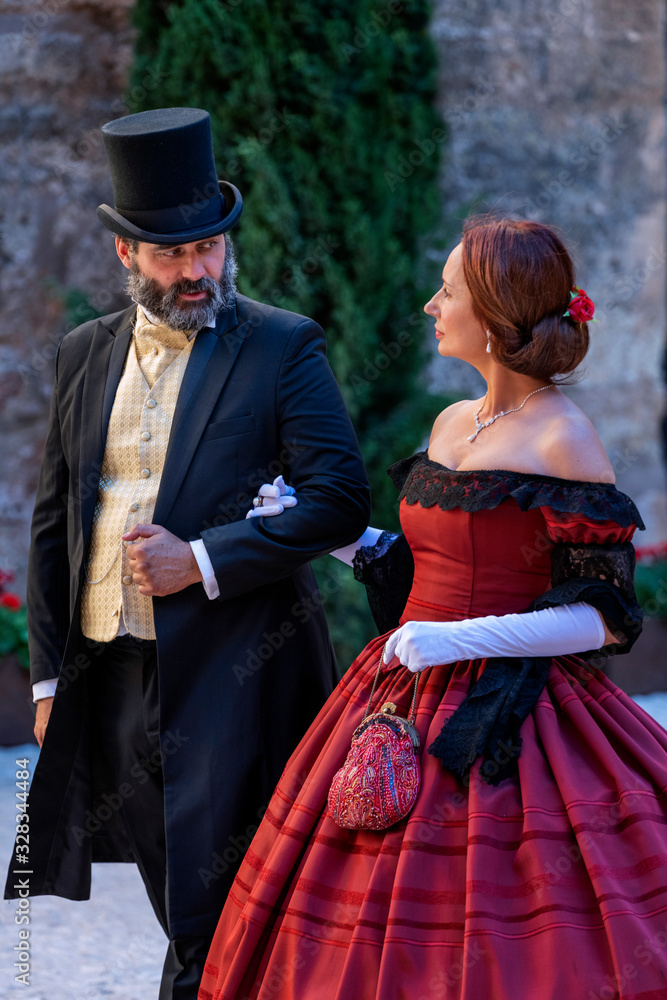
199;458;667;1000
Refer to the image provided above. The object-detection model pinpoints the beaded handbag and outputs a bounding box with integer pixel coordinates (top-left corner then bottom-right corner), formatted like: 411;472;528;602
328;653;421;831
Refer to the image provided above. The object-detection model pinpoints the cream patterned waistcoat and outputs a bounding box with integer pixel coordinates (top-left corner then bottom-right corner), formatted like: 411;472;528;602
80;307;195;642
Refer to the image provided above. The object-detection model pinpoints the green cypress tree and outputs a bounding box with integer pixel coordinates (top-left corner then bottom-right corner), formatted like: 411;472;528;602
128;0;453;662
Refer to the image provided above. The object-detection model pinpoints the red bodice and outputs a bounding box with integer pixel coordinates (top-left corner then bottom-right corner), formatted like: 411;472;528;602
400;500;552;623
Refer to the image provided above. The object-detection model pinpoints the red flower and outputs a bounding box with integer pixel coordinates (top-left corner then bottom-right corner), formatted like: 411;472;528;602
0;593;22;611
566;287;595;324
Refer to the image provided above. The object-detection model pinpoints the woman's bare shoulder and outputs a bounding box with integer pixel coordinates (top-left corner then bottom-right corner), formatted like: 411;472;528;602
538;409;615;484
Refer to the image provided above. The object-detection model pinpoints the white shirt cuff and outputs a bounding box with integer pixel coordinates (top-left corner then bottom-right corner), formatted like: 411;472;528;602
190;538;220;600
332;526;384;567
32;679;58;703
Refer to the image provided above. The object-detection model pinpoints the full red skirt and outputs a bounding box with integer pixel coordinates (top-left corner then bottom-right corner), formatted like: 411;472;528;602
199;634;667;1000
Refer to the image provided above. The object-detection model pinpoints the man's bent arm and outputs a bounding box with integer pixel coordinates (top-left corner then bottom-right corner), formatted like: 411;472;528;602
200;320;370;600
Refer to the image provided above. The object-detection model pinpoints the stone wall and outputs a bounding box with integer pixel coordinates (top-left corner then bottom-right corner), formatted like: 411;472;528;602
0;0;136;593
0;0;666;598
428;0;666;536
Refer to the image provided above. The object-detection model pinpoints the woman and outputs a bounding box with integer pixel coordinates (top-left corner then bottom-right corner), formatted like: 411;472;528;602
199;218;667;1000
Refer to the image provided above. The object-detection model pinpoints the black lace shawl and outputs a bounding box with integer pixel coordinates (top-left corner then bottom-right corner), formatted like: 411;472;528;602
353;451;645;785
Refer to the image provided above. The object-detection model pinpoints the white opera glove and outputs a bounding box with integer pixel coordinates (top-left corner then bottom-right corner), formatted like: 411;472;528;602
245;475;298;518
382;603;606;673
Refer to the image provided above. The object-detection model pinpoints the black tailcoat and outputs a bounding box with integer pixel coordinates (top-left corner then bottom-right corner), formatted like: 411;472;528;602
4;295;370;937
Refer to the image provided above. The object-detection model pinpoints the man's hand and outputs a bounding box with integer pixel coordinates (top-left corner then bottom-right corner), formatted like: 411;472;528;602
122;524;203;596
34;697;54;747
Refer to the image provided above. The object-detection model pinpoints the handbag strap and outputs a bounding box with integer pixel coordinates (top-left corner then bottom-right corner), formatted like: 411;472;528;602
364;643;420;725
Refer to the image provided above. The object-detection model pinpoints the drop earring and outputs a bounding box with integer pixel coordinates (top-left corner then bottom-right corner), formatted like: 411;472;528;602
486;330;492;354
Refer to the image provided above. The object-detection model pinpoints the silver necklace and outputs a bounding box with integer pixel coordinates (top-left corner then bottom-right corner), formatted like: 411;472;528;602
468;385;553;442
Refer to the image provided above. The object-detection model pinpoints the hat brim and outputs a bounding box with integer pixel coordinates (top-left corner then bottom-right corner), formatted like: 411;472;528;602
96;181;242;244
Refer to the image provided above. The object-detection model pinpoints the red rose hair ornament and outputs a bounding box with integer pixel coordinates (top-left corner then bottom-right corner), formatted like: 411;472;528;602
564;286;596;323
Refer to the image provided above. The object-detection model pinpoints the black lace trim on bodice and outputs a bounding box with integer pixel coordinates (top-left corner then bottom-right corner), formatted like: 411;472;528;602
352;532;414;634
389;452;645;529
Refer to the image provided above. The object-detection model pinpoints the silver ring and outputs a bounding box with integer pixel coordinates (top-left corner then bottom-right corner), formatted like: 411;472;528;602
253;496;263;508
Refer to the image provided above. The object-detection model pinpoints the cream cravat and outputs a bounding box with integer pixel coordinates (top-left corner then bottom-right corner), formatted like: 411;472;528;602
133;305;195;387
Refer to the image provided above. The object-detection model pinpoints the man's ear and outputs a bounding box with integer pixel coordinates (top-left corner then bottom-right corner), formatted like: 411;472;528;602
116;236;132;270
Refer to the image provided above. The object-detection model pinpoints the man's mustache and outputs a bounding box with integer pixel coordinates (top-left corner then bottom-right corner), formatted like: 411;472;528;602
168;277;218;297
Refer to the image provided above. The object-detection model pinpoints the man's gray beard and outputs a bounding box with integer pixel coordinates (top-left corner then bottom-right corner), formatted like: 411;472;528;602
126;234;238;331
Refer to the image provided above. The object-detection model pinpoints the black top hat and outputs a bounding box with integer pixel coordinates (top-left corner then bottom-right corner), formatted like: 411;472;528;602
97;107;242;244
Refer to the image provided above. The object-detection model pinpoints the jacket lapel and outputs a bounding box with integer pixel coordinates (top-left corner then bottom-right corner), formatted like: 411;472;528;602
78;306;135;543
153;300;247;526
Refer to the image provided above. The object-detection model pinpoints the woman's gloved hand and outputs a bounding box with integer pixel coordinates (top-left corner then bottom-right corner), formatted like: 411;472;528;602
245;477;384;568
245;476;298;518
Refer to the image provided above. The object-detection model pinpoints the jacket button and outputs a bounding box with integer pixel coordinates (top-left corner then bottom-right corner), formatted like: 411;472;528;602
141;432;151;441
129;503;138;511
122;575;133;586
140;469;151;479
146;399;157;409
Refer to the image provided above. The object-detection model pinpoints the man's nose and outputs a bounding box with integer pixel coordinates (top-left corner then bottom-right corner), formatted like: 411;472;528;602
180;255;206;281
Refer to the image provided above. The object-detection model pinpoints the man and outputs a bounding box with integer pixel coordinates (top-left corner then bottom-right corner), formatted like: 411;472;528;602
4;108;370;998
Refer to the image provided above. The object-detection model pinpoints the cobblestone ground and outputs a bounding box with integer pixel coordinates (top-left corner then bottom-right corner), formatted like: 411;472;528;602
0;746;165;1000
1;695;667;999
